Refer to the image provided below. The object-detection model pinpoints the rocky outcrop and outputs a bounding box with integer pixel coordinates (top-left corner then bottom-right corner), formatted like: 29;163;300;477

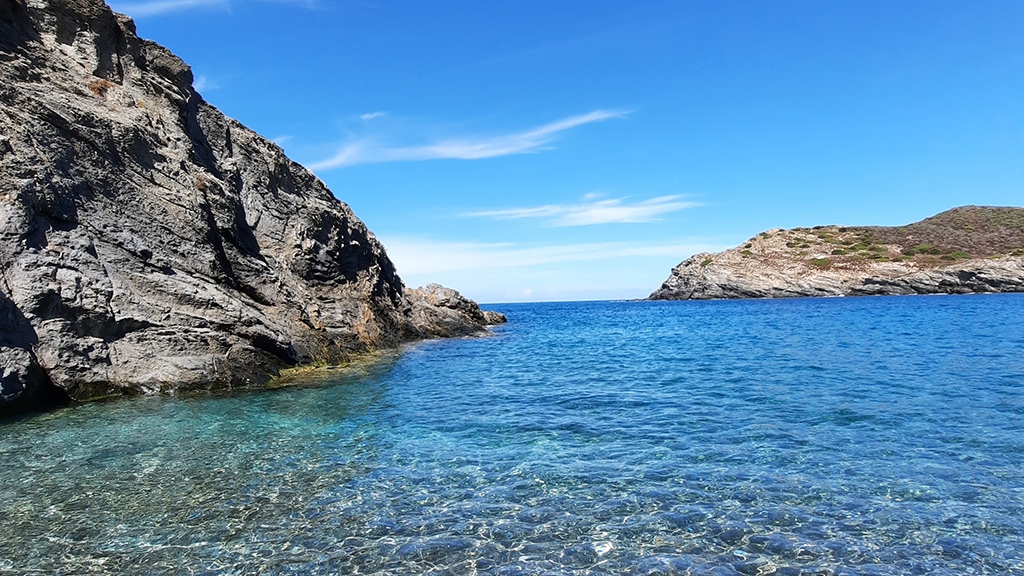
0;0;502;416
406;284;506;337
651;207;1024;300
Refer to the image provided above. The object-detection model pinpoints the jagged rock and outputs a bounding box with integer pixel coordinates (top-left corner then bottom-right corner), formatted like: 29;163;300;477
481;310;508;325
651;207;1024;300
0;0;500;415
405;284;506;337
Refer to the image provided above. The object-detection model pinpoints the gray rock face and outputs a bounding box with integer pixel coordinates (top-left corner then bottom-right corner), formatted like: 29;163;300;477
651;252;1024;300
0;0;502;415
406;284;506;337
651;210;1024;300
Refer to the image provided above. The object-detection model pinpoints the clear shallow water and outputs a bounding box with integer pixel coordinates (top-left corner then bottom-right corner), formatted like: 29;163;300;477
2;295;1023;575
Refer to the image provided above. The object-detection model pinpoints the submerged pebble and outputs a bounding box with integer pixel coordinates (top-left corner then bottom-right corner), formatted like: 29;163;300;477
1;296;1023;574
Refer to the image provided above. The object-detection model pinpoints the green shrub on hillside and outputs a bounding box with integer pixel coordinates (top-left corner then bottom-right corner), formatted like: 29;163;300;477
906;243;941;255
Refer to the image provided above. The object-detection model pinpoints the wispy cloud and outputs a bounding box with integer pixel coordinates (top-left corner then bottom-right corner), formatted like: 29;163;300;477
378;235;729;302
466;195;699;226
271;135;294;146
111;0;227;17
112;0;314;17
379;236;720;275
192;74;218;92
360;111;387;121
309;109;628;170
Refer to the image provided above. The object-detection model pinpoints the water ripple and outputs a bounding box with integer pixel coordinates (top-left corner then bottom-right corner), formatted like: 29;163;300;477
2;295;1023;574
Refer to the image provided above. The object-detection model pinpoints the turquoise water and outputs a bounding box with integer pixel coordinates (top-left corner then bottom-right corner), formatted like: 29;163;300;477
1;295;1023;575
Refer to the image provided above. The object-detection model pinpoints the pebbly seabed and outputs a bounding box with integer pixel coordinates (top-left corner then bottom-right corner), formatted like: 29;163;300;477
2;295;1023;575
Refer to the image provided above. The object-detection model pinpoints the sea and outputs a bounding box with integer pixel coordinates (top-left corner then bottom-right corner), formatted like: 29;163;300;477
1;294;1023;575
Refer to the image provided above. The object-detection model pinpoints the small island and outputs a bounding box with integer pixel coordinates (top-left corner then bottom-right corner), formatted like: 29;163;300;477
650;206;1024;300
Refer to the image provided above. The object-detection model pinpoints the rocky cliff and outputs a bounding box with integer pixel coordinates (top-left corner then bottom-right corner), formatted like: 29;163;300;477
0;0;503;416
651;206;1024;300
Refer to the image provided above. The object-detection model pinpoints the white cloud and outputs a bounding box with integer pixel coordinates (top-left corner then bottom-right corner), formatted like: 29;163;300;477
378;235;726;303
271;135;294;146
309;109;628;170
112;0;314;17
379;236;718;276
467;195;699;226
111;0;227;17
360;112;388;121
192;74;218;92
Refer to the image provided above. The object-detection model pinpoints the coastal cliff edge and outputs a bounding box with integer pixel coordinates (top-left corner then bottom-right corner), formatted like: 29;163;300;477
651;206;1024;300
0;0;504;415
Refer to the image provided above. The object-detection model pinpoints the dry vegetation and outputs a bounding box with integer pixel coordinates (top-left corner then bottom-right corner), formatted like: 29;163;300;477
87;78;113;97
741;206;1024;271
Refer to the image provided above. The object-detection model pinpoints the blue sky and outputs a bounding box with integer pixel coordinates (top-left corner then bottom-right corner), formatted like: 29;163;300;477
111;0;1024;303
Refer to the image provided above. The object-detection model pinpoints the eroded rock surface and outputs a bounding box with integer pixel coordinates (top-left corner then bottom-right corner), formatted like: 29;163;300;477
406;284;506;337
0;0;501;415
651;207;1024;300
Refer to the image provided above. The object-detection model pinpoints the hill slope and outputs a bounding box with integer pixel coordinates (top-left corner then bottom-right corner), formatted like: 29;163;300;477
0;0;501;415
650;206;1024;300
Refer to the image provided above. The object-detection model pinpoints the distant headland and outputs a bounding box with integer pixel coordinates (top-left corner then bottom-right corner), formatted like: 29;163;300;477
650;206;1024;300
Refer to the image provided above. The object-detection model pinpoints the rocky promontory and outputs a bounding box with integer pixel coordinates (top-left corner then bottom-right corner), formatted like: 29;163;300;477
651;206;1024;300
0;0;503;416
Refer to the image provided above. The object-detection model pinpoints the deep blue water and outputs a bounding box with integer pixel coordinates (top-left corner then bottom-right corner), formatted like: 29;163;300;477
1;295;1023;575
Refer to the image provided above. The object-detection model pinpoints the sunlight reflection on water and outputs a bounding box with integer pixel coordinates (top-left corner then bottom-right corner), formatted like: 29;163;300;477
1;295;1023;574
